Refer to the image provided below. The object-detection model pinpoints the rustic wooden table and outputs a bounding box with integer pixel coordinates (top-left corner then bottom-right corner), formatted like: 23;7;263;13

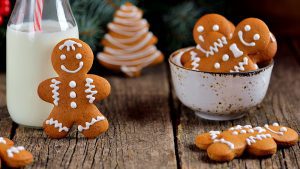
0;40;299;169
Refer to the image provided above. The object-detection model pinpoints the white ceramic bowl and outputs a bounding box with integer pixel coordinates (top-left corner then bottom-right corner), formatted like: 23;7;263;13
169;48;274;121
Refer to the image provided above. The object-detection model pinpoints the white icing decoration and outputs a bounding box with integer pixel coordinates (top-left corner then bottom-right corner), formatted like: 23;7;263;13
190;51;200;70
254;64;259;69
214;62;220;69
98;51;161;68
229;33;233;39
222;54;229;61
114;17;147;26
197;25;204;32
240;130;247;134
230;57;249;73
70;91;76;98
280;127;287;132
264;124;287;135
7;146;25;158
0;137;6;144
108;21;148;37
197;36;227;57
212;24;219;31
229;43;244;58
120;4;138;11
78;116;106;132
209;131;220;140
104;31;153;52
60;54;66;60
85;78;98;103
76;53;82;60
272;123;279;126
246;134;272;145
244;25;251;31
59;40;82;51
232;131;238;135
198;35;204;42
213;138;235;149
61;61;84;74
253;34;260;41
45;118;69;132
69;81;76;88
104;29;148;44
50;79;61;106
103;45;156;59
71;102;77;109
249;129;254;133
270;33;276;42
253;126;266;133
238;31;256;47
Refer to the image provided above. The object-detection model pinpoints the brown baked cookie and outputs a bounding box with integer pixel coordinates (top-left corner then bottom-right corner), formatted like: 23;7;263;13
195;124;299;161
38;38;111;139
185;18;272;72
249;32;277;64
0;137;33;168
185;31;258;72
193;13;235;49
264;123;299;146
97;2;164;77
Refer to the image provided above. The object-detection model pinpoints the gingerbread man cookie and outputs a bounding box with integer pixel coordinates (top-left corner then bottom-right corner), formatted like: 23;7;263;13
195;123;298;161
38;38;111;139
0;137;33;168
185;18;272;72
181;14;235;65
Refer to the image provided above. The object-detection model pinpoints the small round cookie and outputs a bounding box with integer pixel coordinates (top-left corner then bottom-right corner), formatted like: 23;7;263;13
264;123;299;146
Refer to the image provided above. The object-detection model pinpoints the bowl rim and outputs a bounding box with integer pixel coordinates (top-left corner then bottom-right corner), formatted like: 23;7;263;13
168;47;274;75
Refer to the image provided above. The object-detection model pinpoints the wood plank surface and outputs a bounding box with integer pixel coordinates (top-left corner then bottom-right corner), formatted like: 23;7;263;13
0;64;177;169
172;40;300;169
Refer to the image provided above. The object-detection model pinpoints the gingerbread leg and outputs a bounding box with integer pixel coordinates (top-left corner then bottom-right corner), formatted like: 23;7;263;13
43;107;73;139
76;105;109;138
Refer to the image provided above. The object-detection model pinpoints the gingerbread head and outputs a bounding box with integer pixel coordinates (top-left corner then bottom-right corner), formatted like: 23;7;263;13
38;38;111;139
51;38;94;76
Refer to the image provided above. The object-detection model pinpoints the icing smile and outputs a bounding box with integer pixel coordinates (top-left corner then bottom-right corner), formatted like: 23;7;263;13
61;61;84;73
238;31;255;47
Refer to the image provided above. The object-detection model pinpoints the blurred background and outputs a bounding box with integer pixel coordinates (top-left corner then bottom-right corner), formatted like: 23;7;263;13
0;0;300;72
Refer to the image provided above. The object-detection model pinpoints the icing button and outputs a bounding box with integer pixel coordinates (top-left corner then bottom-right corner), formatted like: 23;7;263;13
71;102;77;109
70;91;76;98
69;81;76;88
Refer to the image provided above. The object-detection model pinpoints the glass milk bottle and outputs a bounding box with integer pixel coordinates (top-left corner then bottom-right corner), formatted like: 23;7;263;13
6;0;79;127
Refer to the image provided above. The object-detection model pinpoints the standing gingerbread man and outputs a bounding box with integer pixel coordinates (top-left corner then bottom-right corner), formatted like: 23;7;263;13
38;38;111;139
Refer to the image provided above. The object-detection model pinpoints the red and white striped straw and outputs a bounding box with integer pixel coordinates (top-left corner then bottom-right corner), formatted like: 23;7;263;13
34;0;44;31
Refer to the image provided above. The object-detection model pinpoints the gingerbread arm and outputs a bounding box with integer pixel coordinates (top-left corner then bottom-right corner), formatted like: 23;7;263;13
37;77;60;104
85;74;111;102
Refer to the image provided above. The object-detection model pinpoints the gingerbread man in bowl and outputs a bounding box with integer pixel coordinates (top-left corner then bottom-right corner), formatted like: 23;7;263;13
38;38;111;139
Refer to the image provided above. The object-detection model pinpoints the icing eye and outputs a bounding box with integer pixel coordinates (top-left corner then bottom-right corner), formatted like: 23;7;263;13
222;54;229;61
76;53;82;60
253;34;260;40
60;54;66;60
197;25;204;32
244;25;251;31
212;24;219;31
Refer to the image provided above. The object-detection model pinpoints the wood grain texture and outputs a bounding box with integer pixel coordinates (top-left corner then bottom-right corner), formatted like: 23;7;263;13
172;41;300;169
3;64;177;169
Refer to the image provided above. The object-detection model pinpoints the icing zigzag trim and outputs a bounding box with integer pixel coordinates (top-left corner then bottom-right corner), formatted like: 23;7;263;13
45;118;69;132
78;116;106;132
85;78;98;103
50;79;61;106
7;146;25;157
230;57;249;72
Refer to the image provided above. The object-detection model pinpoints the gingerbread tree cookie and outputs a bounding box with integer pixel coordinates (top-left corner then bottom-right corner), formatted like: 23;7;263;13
195;123;298;162
38;38;111;139
97;2;164;77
